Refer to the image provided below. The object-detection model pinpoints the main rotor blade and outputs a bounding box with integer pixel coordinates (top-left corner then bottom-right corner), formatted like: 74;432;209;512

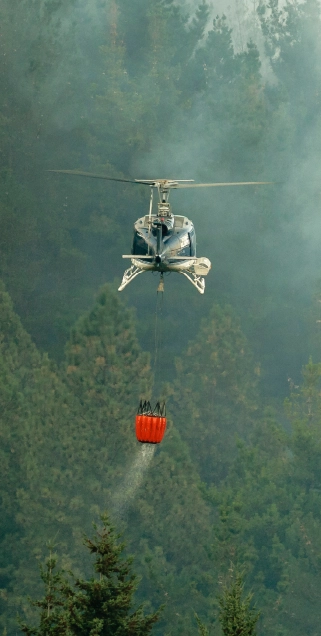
48;171;274;188
48;170;150;185
174;181;274;188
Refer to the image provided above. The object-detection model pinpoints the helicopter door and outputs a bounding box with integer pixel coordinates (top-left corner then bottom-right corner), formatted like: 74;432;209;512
189;229;196;256
132;230;148;256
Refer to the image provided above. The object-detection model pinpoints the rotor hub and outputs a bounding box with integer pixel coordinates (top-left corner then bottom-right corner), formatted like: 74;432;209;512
158;202;172;217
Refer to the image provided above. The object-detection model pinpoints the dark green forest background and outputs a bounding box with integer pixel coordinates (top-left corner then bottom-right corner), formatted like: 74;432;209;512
1;0;321;633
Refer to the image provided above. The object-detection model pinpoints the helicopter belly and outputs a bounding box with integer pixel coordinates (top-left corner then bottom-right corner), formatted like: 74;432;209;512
166;256;211;273
131;258;155;271
167;259;196;271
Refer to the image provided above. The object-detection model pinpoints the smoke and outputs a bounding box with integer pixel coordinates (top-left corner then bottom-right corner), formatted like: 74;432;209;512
127;0;321;395
0;0;113;130
111;444;155;519
3;0;321;396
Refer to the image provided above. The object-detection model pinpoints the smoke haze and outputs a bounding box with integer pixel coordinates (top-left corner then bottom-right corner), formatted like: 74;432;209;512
1;0;321;396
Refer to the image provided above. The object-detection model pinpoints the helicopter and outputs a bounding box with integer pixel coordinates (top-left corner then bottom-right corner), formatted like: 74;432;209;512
49;171;272;294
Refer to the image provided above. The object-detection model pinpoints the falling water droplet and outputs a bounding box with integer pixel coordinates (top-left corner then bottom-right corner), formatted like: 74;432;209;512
112;444;155;518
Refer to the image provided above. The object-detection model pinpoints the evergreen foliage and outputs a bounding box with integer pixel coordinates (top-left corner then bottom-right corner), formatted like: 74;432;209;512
195;612;209;636
0;281;213;636
64;285;214;635
172;304;259;484
1;0;321;634
65;283;151;461
218;571;260;636
20;516;160;636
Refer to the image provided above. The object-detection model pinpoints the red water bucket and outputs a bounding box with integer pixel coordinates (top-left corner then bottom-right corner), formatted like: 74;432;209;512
136;414;167;443
135;400;167;444
136;415;166;444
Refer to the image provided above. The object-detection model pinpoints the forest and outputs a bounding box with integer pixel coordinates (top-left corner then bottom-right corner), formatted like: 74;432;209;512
1;0;321;633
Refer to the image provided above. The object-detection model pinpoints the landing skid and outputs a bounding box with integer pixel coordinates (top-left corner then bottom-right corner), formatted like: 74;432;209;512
118;264;145;291
119;264;205;294
180;271;205;294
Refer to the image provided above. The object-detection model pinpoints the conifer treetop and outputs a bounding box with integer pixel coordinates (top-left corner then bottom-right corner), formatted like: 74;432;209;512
20;515;161;636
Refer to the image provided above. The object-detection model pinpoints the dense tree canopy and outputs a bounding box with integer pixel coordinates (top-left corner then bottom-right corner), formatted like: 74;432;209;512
1;0;321;634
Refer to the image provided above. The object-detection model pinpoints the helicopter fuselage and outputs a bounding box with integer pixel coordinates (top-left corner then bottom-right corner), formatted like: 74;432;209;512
49;172;271;295
119;211;211;293
132;213;196;270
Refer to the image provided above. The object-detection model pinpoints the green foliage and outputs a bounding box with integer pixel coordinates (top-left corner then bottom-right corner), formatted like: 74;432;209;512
64;283;151;465
127;428;214;635
204;362;321;634
172;304;259;484
195;612;209;636
218;570;260;636
20;517;160;636
0;281;215;636
20;548;68;636
2;0;321;634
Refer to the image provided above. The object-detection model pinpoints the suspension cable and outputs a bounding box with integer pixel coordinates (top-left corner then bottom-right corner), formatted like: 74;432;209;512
153;274;164;382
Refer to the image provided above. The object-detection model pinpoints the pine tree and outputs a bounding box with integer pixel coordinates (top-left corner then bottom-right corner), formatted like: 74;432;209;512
218;571;260;636
0;280;101;633
194;612;209;636
64;283;151;464
172;304;259;484
20;515;160;636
